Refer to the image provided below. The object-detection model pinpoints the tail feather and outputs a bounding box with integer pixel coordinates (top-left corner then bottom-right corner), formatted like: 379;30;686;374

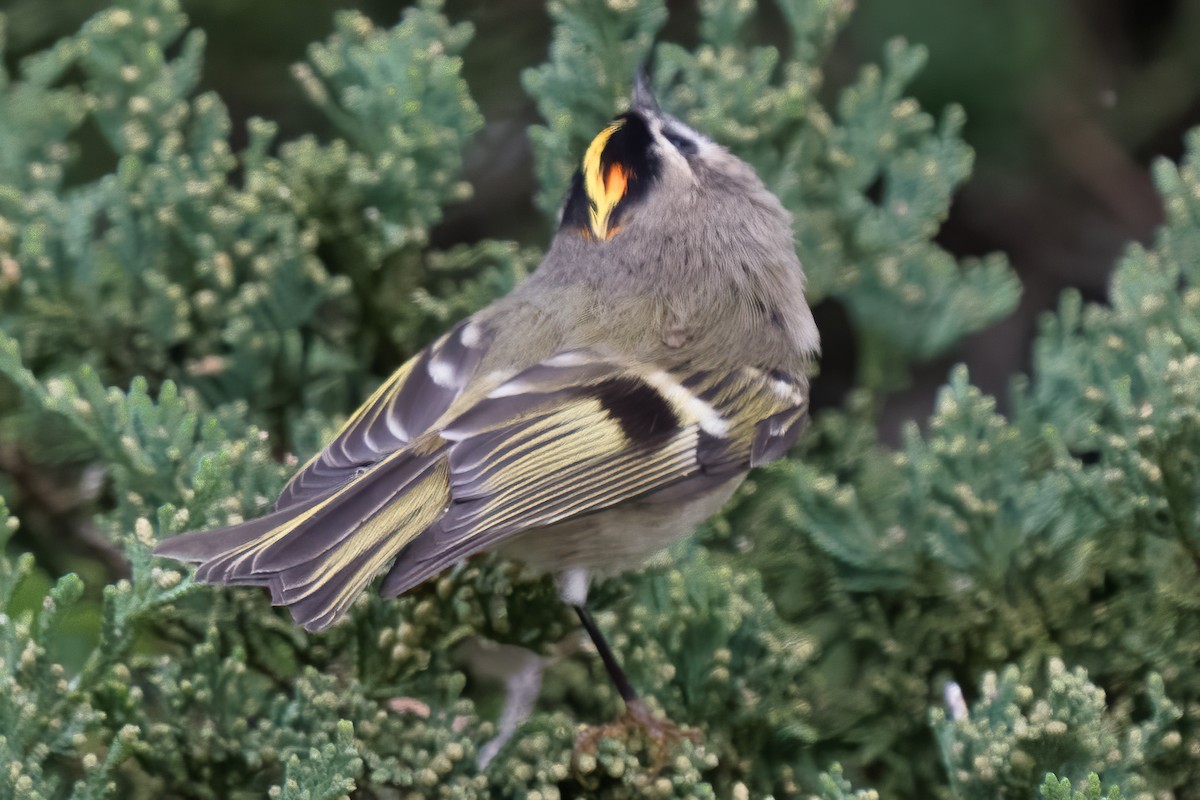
152;495;324;562
153;452;452;631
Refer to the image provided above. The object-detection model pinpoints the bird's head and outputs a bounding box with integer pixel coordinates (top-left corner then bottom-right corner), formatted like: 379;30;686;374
543;72;816;365
558;72;785;248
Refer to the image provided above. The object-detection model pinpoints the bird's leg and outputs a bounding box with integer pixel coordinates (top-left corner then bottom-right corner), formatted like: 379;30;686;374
476;647;545;769
571;603;701;766
574;603;639;706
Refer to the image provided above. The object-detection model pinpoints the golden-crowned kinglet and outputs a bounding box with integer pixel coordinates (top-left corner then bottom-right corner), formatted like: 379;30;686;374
155;74;820;716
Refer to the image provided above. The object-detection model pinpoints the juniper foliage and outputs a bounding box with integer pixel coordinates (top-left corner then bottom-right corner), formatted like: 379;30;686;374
0;0;1195;798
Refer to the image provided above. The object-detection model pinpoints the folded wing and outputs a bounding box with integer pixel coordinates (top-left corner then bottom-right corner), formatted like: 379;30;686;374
155;345;807;632
380;355;808;597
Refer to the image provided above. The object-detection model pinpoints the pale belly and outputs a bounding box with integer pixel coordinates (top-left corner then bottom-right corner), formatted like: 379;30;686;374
499;474;745;575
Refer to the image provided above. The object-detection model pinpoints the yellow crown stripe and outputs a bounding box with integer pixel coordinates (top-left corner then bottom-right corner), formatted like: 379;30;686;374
582;120;628;239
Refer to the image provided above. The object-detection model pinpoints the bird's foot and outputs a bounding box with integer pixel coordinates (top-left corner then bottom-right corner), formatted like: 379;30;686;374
622;698;701;748
574;699;702;771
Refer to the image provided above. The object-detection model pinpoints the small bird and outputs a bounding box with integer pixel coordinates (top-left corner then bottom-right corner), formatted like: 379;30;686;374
155;74;819;724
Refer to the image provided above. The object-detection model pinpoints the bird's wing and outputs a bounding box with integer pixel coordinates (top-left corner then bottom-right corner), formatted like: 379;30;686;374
274;318;494;510
378;353;809;599
154;350;807;632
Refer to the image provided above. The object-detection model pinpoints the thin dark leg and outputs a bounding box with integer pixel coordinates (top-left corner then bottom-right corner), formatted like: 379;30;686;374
571;604;699;762
574;604;638;704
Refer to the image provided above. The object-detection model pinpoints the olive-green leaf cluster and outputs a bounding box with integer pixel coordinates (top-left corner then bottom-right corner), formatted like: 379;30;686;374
933;660;1173;798
0;0;532;433
711;133;1200;797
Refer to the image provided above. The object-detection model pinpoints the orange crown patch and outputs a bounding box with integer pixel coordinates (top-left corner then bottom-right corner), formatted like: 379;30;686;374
582;120;630;239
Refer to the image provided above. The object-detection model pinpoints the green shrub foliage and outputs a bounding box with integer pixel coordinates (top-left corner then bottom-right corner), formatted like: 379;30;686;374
0;0;1194;797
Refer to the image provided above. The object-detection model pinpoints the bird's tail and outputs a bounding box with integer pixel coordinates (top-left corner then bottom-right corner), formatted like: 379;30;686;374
154;452;450;631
